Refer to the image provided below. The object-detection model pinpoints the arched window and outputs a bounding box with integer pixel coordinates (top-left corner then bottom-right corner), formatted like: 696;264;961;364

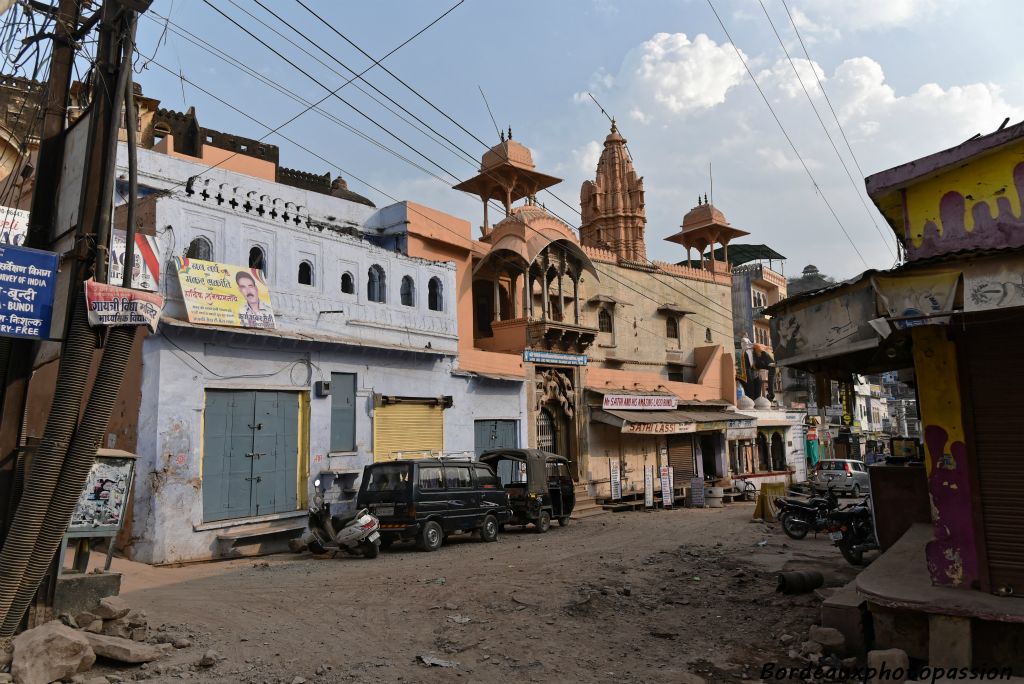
368;264;386;303
428;277;443;311
400;275;415;306
598;308;613;333
341;271;354;294
248;245;266;274
298;260;314;286
666;316;678;339
185;236;213;261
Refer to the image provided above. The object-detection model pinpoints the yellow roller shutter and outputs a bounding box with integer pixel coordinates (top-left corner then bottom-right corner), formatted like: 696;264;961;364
373;403;444;461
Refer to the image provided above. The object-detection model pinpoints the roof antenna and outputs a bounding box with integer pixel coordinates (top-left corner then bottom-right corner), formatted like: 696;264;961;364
709;161;713;205
998;116;1011;131
478;85;503;141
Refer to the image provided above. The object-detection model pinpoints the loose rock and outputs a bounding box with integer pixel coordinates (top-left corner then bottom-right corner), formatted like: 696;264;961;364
173;637;192;649
198;649;222;668
800;640;824;656
808;625;846;655
94;596;131;620
83;632;164;664
11;621;96;684
101;616;133;640
866;649;909;683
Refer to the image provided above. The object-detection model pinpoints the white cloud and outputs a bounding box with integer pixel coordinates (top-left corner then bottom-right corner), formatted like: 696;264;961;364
629;107;651;124
791;0;955;37
756;146;819;172
572;68;615;105
626;32;749;115
758;57;825;100
571;140;602;174
828;57;1023;150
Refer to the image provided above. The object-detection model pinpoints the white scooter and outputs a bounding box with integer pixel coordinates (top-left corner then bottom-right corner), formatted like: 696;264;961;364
299;478;381;559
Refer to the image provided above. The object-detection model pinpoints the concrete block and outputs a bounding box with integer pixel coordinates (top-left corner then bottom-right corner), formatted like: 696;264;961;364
821;582;868;655
53;572;121;618
809;625;847;655
866;648;909;683
870;606;928;660
928;614;972;669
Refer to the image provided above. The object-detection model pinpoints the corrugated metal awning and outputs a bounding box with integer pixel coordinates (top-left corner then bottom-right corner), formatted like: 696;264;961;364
592;408;755;435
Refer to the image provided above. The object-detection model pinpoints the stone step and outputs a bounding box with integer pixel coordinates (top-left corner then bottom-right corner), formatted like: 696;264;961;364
571;506;609;519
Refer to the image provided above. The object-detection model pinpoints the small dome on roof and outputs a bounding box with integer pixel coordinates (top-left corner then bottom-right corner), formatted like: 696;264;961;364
481;139;535;173
802;264;820;276
681;202;729;231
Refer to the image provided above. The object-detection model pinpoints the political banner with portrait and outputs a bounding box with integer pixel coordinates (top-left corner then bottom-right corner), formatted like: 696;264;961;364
174;257;276;329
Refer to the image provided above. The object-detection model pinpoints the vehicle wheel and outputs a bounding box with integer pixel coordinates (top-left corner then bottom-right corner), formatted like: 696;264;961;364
361;540;380;559
852;484;862;498
557;516;570;527
307;540;327;555
782;514;809;540
534;510;551;533
417;521;444;552
839;540;864;566
379;536;395;550
479;515;499;543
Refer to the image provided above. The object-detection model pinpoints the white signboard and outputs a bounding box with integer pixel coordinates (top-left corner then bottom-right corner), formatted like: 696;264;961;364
660;466;673;508
0;207;29;246
602;394;678;410
622;421;695;435
644;465;655;508
609;459;622;500
109;230;162;292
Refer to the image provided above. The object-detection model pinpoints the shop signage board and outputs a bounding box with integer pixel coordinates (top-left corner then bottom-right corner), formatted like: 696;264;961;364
522;349;587;366
689;477;705;508
84;279;164;332
109;230;161;292
0;206;29;246
174;257;276;329
0;244;57;340
726;427;757;440
609;459;622;500
622;421;695;434
602;394;678;410
69;453;136;534
644;466;654;508
659;466;673;508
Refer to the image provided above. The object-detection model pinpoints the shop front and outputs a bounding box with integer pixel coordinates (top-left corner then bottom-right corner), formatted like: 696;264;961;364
588;392;754;499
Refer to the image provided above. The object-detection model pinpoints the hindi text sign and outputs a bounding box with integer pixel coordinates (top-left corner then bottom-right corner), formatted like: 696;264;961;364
0;244;57;340
609;459;622;500
85;279;164;332
175;257;276;329
660;466;673;508
644;465;654;508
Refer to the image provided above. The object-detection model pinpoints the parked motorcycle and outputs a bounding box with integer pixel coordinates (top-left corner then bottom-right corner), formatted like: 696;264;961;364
826;496;877;565
774;485;840;540
301;478;381;558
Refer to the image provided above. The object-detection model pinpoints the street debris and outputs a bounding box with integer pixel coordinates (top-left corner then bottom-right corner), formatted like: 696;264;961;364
417;654;457;668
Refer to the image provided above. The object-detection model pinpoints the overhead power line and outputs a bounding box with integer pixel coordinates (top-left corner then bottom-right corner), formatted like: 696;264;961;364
706;0;870;270
757;0;895;260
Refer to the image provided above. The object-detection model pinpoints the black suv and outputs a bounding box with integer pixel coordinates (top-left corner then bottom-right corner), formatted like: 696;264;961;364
356;459;511;551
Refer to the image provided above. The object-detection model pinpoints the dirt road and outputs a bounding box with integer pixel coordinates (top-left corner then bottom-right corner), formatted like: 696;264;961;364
102;504;860;683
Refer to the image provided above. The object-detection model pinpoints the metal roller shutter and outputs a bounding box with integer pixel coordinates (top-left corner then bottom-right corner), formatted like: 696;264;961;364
960;320;1024;596
373;403;444;461
667;435;696;484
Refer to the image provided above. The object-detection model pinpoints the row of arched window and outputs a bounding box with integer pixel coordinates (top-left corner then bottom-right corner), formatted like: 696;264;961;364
184;237;444;311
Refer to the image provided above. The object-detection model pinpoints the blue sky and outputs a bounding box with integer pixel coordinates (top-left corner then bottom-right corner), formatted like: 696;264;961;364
133;0;1023;280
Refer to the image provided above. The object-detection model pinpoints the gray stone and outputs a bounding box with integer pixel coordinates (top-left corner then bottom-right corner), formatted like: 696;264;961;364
94;596;131;620
779;634;794;644
75;612;100;629
0;673;11;683
800;640;824;656
11;621;96;684
83;632;164;664
102;616;133;639
126;611;148;629
173;638;191;649
291;678;306;684
809;625;847;655
198;649;221;668
866;648;909;684
0;642;11;668
130;627;148;642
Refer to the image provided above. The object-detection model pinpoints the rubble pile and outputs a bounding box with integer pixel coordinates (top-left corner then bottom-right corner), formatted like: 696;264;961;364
0;597;181;684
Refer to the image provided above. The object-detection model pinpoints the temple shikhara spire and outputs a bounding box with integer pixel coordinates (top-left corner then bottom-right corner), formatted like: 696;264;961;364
579;119;647;262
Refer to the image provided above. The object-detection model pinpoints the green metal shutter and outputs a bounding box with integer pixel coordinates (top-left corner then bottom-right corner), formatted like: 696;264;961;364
330;373;356;452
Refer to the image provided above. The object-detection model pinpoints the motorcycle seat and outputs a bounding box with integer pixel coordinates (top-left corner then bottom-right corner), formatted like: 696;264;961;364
331;512;359;527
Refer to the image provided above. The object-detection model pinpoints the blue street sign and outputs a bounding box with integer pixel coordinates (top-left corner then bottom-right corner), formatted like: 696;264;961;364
0;244;58;339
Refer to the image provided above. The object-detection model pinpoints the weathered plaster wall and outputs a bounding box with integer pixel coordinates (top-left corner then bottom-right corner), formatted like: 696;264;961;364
911;326;979;588
131;333;524;564
901;141;1024;260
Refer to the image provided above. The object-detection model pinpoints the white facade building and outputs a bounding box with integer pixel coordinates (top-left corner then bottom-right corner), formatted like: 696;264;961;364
120;146;525;564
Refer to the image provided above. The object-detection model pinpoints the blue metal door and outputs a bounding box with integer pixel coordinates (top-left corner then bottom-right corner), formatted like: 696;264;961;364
203;390;299;522
474;420;519;457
